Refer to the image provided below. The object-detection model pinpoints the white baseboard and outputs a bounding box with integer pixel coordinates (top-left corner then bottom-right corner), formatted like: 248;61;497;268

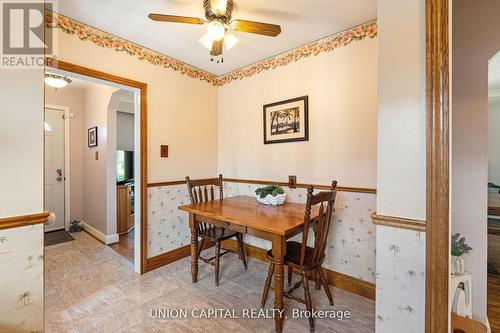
81;221;119;245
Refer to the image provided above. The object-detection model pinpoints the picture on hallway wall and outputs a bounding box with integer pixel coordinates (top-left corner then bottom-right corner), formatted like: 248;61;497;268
263;96;309;144
88;126;98;147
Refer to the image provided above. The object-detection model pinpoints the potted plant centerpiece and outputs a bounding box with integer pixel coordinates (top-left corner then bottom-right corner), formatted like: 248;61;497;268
255;184;286;206
451;233;472;275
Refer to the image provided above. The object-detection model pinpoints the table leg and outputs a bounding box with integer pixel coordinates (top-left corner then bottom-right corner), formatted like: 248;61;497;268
272;235;286;333
189;213;198;283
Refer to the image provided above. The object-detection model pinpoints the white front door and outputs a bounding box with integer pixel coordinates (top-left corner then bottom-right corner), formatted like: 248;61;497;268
44;108;66;232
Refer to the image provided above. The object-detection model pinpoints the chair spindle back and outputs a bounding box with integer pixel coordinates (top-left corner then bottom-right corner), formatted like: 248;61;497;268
185;174;223;232
299;181;338;266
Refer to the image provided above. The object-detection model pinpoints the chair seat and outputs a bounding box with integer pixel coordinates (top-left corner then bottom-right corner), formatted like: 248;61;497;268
266;241;321;267
198;227;238;241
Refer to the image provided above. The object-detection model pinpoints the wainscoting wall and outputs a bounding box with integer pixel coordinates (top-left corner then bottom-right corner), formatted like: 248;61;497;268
147;180;376;285
0;223;45;333
375;226;426;332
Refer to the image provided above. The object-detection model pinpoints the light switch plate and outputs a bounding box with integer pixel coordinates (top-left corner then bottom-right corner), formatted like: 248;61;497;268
160;145;168;158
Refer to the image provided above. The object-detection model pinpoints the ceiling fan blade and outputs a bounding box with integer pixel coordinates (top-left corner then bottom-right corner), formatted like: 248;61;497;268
148;13;205;25
230;19;281;37
210;40;223;56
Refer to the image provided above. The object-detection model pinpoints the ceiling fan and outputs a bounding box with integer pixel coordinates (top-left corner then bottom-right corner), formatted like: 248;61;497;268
148;0;282;63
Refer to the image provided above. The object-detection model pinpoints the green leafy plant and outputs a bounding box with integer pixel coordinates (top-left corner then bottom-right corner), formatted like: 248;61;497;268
255;185;284;199
451;233;472;257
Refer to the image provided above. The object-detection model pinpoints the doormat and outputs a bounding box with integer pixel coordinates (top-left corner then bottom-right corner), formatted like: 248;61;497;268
45;230;74;246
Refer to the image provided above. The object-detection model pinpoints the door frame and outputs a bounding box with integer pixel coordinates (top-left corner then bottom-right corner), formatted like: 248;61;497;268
46;58;149;274
425;0;450;332
44;104;71;232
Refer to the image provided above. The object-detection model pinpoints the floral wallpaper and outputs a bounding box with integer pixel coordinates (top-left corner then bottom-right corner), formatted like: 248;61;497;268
375;225;426;333
0;224;44;333
148;181;377;284
148;184;192;258
45;11;377;87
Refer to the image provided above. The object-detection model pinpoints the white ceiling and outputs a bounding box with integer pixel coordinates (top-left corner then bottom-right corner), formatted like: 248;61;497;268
63;76;98;92
490;52;500;92
57;0;377;76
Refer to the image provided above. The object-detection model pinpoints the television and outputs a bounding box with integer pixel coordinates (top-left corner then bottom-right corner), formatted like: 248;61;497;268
117;150;134;184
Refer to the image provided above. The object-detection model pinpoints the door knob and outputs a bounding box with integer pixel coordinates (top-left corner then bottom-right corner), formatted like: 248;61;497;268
56;169;63;181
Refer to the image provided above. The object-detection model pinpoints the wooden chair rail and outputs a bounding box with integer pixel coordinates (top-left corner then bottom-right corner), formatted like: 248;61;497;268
0;212;50;230
148;177;376;194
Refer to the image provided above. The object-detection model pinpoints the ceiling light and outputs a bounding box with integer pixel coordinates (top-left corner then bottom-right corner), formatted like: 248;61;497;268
199;32;214;50
44;73;71;89
224;31;239;50
210;0;228;14
207;20;225;41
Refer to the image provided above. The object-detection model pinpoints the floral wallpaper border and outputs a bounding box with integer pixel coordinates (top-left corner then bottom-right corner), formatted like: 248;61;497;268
217;20;377;86
44;11;219;85
45;11;377;87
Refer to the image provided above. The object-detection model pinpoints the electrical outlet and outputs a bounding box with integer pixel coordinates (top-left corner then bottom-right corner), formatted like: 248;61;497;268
160;145;168;158
289;175;297;188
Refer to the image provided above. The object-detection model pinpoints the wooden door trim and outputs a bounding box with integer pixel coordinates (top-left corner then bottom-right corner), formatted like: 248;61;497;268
425;0;450;332
46;58;149;274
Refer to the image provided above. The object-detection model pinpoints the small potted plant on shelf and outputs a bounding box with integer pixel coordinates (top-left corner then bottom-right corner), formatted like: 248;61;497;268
255;184;286;206
451;233;472;275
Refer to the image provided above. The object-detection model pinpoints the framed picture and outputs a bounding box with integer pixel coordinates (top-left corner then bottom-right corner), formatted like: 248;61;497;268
88;126;98;147
263;96;309;144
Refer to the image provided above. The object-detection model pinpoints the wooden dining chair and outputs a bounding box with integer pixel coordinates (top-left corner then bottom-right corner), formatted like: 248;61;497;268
185;174;247;286
261;181;338;332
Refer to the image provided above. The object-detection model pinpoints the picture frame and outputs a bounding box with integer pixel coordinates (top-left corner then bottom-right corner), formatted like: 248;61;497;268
263;96;309;144
88;126;98;147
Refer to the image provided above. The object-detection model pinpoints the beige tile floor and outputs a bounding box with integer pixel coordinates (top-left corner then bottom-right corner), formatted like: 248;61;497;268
45;232;375;333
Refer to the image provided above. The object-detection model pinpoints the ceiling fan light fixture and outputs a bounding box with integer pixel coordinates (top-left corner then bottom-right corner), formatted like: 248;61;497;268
224;31;239;50
210;0;228;15
199;32;214;50
207;20;225;41
44;73;71;89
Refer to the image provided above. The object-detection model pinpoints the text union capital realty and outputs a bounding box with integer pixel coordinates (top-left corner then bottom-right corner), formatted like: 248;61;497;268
149;308;285;319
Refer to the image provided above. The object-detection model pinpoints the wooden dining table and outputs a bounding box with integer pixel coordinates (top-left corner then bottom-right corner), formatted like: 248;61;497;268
178;195;318;333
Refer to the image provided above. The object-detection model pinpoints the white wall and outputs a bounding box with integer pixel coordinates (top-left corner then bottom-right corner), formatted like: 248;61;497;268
218;37;377;187
45;87;85;221
0;69;44;331
452;0;500;323
54;29;219;183
488;93;500;185
375;1;426;332
82;84;118;236
0;70;44;218
117;111;134;151
376;1;426;220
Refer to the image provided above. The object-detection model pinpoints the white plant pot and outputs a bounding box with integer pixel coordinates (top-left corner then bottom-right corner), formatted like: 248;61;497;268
451;255;466;275
255;193;286;206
